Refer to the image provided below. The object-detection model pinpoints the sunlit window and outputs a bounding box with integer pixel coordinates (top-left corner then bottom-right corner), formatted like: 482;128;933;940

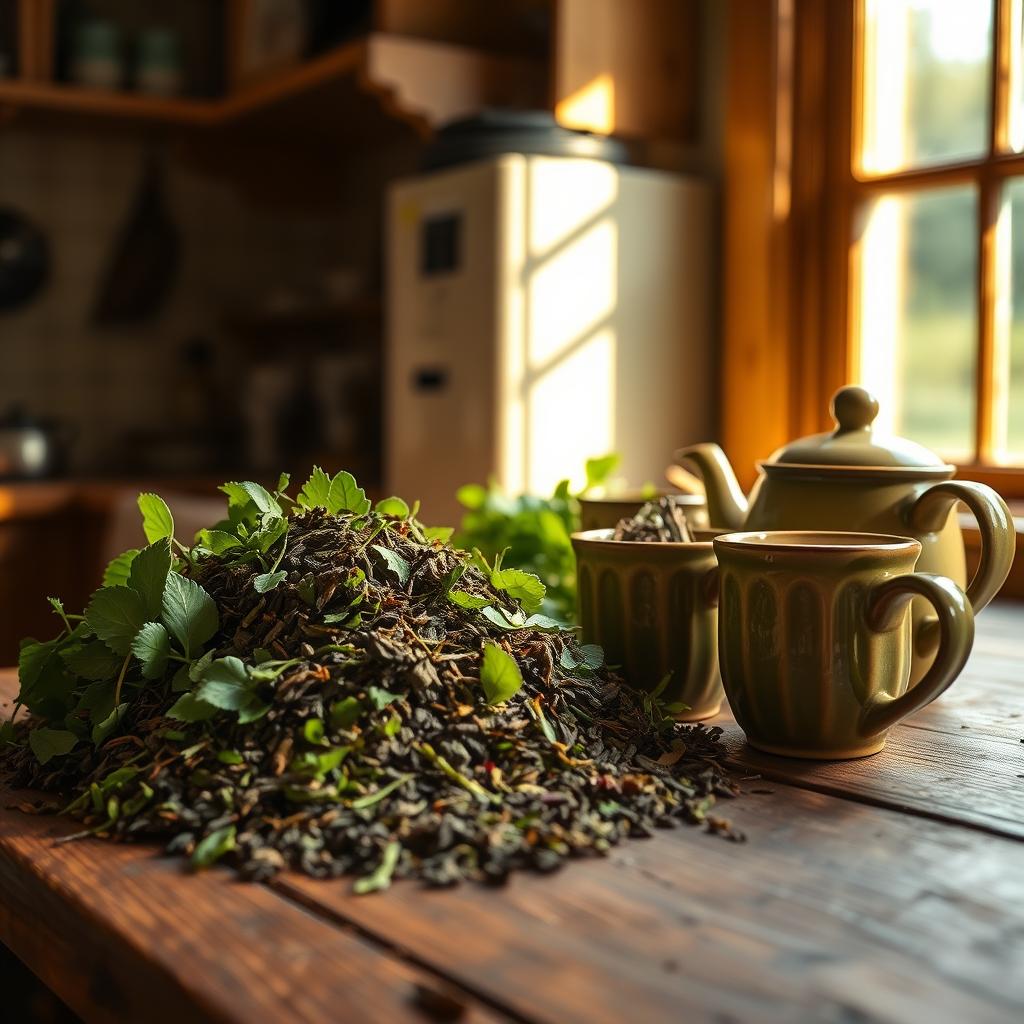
853;0;1024;473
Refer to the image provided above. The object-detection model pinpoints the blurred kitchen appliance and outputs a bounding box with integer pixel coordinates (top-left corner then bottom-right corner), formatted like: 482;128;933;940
386;149;712;525
0;407;72;479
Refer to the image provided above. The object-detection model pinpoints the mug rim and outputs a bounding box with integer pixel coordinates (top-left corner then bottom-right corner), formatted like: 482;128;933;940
571;527;717;550
713;530;922;556
577;491;706;505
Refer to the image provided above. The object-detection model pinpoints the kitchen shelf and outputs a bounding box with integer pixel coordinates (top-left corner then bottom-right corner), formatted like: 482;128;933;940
0;34;546;134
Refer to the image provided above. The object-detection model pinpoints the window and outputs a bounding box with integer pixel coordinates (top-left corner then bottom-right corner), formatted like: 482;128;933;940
848;0;1024;486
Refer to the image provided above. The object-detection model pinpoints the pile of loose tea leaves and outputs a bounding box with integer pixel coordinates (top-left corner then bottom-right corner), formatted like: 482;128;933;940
0;469;741;892
613;496;695;543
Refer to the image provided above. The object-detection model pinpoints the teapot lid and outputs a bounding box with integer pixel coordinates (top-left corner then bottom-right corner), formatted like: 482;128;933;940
766;385;951;469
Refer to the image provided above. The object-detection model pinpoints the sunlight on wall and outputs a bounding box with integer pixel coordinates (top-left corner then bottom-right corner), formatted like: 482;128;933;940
498;158;619;495
555;73;616;136
857;196;905;432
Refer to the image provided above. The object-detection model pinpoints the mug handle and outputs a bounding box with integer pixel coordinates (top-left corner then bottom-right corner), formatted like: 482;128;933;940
858;573;974;738
908;480;1014;613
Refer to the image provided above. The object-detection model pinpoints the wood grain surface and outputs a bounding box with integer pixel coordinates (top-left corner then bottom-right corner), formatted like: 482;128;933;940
0;604;1021;1023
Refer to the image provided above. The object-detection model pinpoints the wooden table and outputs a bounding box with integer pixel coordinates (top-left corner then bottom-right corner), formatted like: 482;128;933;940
1;605;1022;1024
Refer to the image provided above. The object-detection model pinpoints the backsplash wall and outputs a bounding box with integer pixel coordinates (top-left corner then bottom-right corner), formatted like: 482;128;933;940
0;126;379;475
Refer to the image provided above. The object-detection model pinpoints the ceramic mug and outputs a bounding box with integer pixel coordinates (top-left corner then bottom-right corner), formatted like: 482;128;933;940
571;528;722;720
713;531;974;759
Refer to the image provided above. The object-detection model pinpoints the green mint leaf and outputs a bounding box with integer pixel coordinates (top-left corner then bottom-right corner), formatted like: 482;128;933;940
128;540;172;620
137;493;175;544
491;568;546;613
131;621;171;680
217;750;244;765
102;548;140;587
329;696;362;730
580;644;604;670
480;605;527;631
28;728;78;765
85;586;148;656
353;840;401;895
237;700;269;724
253;571;287;593
251;515;288;554
329;470;370;515
584;453;620;491
367;685;400;711
423;525;454;543
219;482;254;522
18;637;57;693
522;613;573;632
238;481;281;517
195;657;252;710
191;825;236;870
166;692;218;722
375;496;410;518
448;589;490;610
298;466;333;510
92;702;128;745
456;483;487;510
303;719;326;745
370;545;410;586
161;573;218;660
194;529;242;555
62;641;123;680
276;472;291;494
479;642;524;704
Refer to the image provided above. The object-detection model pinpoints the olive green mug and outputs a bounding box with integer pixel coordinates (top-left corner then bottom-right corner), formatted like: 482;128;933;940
571;528;722;720
713;531;975;759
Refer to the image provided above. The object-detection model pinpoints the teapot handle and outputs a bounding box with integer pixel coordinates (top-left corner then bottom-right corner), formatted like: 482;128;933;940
907;481;1015;613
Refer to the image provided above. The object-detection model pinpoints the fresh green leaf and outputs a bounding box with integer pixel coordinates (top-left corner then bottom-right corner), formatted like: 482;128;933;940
62;640;123;680
85;586;148;656
491;568;546;612
194;529;242;555
217;750;244;765
191;825;236;869
253;570;287;593
102;548;140;588
456;483;487;510
188;649;214;683
238;481;282;517
128;540;172;620
275;472;291;494
366;686;400;711
375;496;410;518
166;692;218;722
479;643;524;704
584;453;620;491
580;644;604;670
423;525;454;543
479;605;526;630
161;573;218;659
18;637;58;693
137;493;175;544
353;840;401;895
303;719;326;745
329;470;371;515
298;466;333;510
28;728;78;765
370;545;411;586
448;589;490;610
194;657;253;711
92;703;128;745
250;515;288;554
329;697;362;730
131;621;170;679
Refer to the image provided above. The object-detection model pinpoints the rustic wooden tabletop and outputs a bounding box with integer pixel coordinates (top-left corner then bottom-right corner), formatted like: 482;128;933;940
0;604;1022;1024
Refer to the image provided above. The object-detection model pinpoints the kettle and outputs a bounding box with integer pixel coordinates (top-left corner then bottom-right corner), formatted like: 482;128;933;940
677;385;1015;684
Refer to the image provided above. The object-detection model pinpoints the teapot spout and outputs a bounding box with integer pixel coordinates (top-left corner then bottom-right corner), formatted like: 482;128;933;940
675;443;748;530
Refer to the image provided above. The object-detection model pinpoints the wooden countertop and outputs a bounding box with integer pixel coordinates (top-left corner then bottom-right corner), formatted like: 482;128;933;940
0;605;1022;1022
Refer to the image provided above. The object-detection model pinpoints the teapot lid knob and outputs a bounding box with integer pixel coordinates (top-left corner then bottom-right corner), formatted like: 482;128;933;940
831;385;879;433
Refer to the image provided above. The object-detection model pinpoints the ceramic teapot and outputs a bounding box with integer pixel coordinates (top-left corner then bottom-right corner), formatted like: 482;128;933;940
677;385;1015;684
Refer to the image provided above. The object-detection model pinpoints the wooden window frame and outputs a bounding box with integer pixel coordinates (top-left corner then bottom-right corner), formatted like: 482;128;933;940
724;0;1024;500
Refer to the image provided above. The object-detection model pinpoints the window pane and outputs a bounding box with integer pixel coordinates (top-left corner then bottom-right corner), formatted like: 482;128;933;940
1009;0;1024;151
1004;179;1024;459
856;186;977;462
860;0;992;175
